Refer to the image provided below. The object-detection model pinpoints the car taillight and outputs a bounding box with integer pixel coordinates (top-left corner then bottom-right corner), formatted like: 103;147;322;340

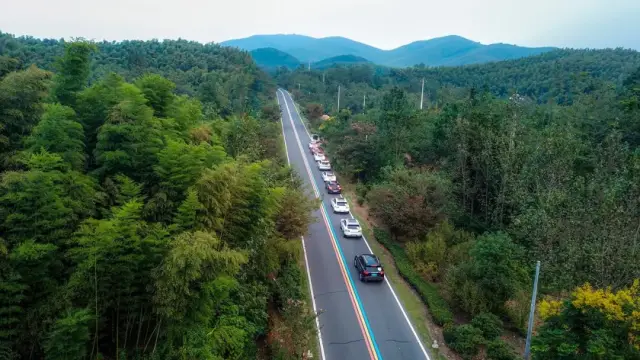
363;271;370;276
380;271;384;276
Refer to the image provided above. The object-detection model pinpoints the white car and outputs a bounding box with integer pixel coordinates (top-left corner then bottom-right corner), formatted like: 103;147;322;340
322;172;337;182
314;152;326;161
340;219;362;238
317;160;331;170
309;140;318;149
331;197;350;213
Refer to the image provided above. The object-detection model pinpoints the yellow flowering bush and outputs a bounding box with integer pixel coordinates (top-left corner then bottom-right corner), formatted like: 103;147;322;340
532;280;640;359
537;298;562;320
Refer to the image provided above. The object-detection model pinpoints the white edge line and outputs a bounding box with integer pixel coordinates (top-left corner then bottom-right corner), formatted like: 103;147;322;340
277;91;326;360
284;90;432;360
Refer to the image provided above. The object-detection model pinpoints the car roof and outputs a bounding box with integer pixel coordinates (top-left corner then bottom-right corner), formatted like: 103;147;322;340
361;254;380;266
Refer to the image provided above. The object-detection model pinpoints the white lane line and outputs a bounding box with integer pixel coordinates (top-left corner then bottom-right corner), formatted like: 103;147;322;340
278;91;326;360
283;90;432;360
276;94;291;165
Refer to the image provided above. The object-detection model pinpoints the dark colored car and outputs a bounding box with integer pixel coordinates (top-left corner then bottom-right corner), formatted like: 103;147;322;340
354;254;385;282
325;181;342;194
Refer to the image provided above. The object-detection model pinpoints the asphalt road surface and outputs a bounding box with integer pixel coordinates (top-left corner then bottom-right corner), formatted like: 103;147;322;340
276;89;431;360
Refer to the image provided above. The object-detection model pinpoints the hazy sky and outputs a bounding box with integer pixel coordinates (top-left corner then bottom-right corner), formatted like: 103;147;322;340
1;0;638;50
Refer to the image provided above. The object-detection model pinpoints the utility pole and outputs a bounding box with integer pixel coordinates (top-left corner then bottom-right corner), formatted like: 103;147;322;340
524;261;541;360
363;94;366;113
420;78;425;110
308;61;311;71
322;72;325;84
298;83;301;91
337;85;341;112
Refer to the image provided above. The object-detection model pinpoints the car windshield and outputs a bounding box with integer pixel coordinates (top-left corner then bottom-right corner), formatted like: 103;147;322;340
347;224;360;229
336;201;347;206
363;255;380;266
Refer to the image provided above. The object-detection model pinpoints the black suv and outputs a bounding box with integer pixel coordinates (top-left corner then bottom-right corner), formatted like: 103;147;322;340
354;254;385;282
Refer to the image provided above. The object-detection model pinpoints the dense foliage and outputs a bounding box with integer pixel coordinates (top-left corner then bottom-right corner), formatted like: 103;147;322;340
0;40;317;360
277;48;640;114
290;49;640;358
0;31;274;117
533;281;640;359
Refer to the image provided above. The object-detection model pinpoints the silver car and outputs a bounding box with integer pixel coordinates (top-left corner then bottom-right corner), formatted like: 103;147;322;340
340;218;362;238
331;197;350;213
317;160;331;170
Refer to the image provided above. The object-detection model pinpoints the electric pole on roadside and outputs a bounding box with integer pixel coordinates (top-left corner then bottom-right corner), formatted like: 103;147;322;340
420;78;425;110
298;83;301;91
308;61;311;71
524;261;541;360
363;94;366;113
337;85;341;112
322;72;325;84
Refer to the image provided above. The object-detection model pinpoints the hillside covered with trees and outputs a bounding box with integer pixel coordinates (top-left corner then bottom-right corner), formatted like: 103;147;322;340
288;50;640;359
0;31;274;117
277;48;640;112
0;37;317;360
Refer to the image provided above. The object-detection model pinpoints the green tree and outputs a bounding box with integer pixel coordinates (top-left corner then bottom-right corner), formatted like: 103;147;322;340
0;65;52;168
44;309;93;360
51;41;96;107
367;167;452;240
153;231;246;320
93;82;163;181
26;103;85;170
451;232;527;314
135;73;176;117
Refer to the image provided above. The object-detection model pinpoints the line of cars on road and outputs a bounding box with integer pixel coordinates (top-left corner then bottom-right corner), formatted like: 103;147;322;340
308;137;385;282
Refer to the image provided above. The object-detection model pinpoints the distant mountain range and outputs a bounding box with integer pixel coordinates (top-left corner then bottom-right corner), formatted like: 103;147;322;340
248;48;370;71
221;34;556;68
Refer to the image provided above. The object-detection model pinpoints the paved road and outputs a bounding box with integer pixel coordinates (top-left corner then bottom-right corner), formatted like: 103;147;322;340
276;89;431;360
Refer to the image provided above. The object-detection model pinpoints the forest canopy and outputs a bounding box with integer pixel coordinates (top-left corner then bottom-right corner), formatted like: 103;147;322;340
0;37;317;360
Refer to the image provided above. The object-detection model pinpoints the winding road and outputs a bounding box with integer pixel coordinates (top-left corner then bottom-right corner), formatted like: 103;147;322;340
276;89;431;360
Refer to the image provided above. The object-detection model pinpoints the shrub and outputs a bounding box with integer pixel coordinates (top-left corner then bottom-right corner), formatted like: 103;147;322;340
368;168;452;240
504;289;530;335
355;182;369;206
445;324;484;359
273;261;304;308
486;339;519;360
471;312;503;339
443;265;490;316
373;227;453;325
406;234;446;282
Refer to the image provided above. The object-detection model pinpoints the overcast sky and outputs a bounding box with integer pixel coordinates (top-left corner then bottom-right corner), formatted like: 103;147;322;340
1;0;638;50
